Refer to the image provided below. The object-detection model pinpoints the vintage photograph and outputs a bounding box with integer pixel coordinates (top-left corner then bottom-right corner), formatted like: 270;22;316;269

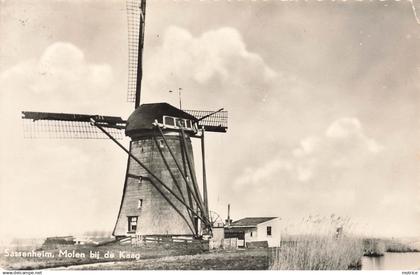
0;0;419;271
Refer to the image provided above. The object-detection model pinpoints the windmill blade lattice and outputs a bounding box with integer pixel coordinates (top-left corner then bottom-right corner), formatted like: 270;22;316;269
184;109;228;133
126;0;145;105
22;111;125;139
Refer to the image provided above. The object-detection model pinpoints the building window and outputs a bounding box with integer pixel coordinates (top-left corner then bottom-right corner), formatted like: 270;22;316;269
267;226;272;236
162;116;195;132
164;116;175;126
250;231;253;237
128;216;138;232
159;140;164;148
137;199;143;209
176;118;186;128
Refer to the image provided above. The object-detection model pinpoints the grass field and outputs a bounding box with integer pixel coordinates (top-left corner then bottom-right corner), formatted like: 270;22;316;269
2;237;361;270
55;249;269;270
0;243;269;270
0;242;205;270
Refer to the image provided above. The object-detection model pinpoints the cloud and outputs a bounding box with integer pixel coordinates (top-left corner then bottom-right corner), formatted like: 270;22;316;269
142;26;278;108
0;42;114;113
149;26;276;84
235;117;384;187
326;117;383;154
0;42;124;240
326;118;362;139
234;159;292;187
230;116;394;226
293;136;321;157
34;43;113;94
294;117;384;179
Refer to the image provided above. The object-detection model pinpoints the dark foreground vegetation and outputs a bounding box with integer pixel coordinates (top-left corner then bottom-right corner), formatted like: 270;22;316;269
1;236;417;270
0;242;268;270
58;248;269;270
363;238;420;257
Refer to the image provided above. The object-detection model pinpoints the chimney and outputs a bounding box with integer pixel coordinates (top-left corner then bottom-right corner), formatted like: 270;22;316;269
225;203;232;226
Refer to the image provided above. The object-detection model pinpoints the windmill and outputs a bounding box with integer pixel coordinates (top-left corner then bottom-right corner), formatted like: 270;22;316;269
21;0;228;239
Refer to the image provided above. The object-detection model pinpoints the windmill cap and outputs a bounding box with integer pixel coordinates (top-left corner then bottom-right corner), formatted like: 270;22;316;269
125;102;197;136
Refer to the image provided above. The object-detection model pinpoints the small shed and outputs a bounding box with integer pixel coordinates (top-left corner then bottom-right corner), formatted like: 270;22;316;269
225;217;281;247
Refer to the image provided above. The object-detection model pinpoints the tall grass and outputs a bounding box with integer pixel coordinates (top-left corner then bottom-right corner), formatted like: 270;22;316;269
361;238;419;255
269;215;364;270
384;239;419;253
362;238;385;256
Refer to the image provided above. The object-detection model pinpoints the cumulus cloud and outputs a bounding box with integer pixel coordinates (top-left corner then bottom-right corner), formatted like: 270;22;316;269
0;42;114;113
142;26;279;108
234;159;292;187
230;116;395;227
34;43;113;95
0;42;124;239
148;26;276;84
326;118;362;139
235;117;383;187
326;117;383;154
293;136;321;157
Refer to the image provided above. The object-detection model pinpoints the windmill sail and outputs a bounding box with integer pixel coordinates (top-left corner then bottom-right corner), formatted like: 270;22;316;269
184;109;228;133
126;0;146;107
22;111;126;139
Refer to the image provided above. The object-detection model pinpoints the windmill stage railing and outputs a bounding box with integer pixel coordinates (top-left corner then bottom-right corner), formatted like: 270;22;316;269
184;109;228;133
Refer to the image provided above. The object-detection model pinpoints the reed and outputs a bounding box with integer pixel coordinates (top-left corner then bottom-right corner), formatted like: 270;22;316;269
385;240;419;253
269;215;364;270
362;238;385;256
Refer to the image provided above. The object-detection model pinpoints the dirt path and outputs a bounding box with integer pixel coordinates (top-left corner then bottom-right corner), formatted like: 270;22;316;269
50;249;269;270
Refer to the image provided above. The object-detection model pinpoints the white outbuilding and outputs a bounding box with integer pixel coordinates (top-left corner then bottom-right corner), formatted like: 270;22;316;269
225;217;281;247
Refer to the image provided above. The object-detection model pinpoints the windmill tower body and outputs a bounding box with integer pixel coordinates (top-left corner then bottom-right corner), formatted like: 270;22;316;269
113;103;201;237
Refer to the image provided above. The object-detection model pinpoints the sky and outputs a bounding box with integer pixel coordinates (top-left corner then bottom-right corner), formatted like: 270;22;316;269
0;0;419;241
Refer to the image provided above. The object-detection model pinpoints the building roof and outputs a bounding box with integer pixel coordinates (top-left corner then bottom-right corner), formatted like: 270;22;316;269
125;102;197;136
230;217;278;227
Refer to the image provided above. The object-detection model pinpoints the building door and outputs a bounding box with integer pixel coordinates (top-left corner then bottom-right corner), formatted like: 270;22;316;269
225;230;245;248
